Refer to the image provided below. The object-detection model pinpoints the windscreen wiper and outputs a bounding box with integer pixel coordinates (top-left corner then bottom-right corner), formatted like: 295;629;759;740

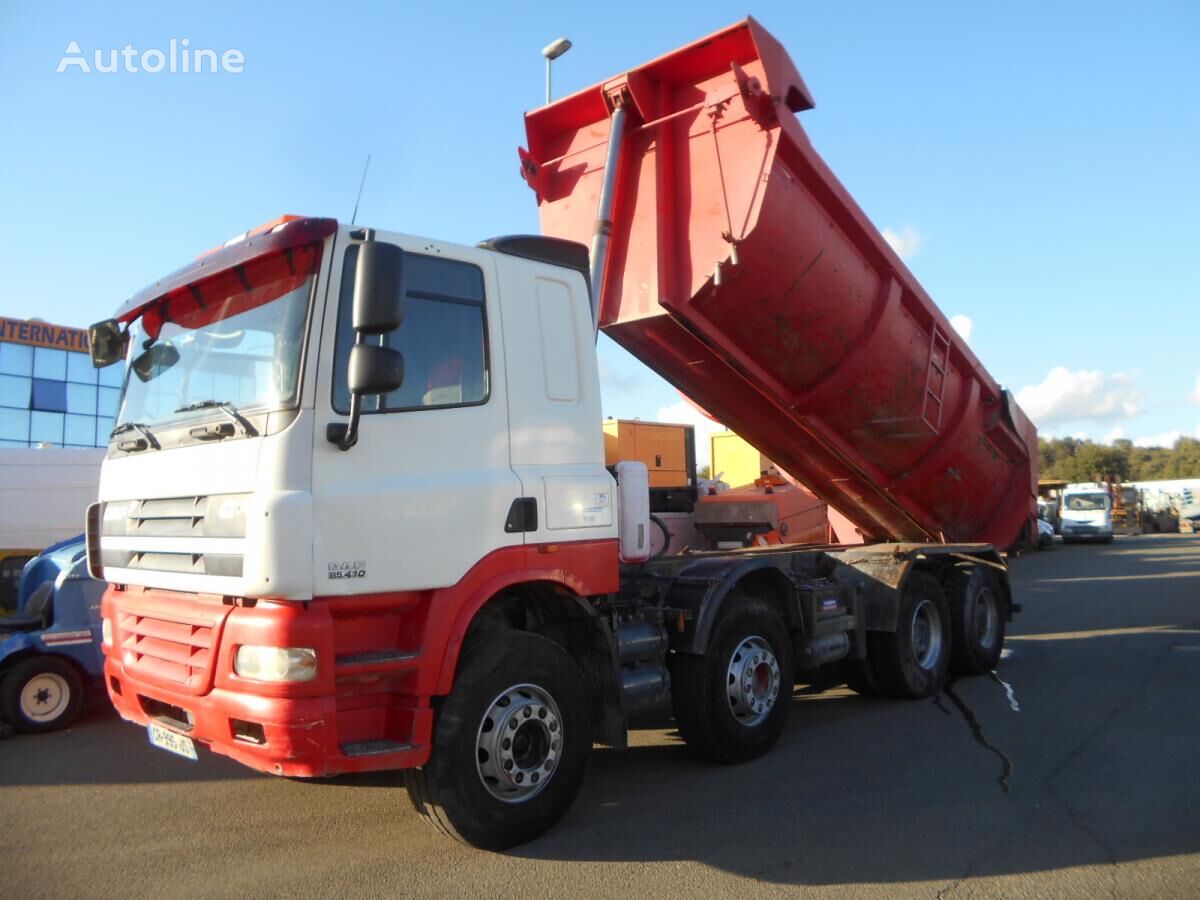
174;400;259;437
110;421;161;451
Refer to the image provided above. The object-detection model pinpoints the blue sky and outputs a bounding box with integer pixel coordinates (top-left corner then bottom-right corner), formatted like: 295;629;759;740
1;1;1197;464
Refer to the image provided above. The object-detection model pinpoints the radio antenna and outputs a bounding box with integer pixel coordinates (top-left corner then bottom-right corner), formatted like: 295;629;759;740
351;154;371;225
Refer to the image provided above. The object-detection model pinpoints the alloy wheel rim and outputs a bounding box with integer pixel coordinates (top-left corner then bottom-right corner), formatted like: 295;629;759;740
475;683;562;803
911;599;944;670
726;636;781;727
975;587;1000;650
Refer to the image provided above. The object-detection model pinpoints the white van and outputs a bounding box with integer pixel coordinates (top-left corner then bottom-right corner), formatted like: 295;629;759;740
1060;483;1114;543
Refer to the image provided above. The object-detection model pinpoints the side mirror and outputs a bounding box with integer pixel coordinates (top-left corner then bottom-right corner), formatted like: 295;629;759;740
88;319;128;368
348;343;404;396
353;241;405;333
332;237;407;452
131;342;181;383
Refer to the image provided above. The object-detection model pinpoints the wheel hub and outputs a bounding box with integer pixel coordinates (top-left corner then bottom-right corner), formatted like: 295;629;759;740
726;636;781;727
974;587;1000;650
20;673;70;723
911;598;944;670
476;683;562;803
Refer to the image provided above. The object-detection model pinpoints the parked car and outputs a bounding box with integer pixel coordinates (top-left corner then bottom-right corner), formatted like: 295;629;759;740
1037;517;1055;550
0;536;105;733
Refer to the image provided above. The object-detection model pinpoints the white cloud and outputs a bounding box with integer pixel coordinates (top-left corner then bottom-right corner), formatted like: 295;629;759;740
949;314;974;346
1133;430;1182;449
1101;425;1126;444
882;225;923;260
656;398;726;471
1015;367;1141;427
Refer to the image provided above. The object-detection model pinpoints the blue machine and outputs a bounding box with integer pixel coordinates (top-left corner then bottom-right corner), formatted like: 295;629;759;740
0;536;106;733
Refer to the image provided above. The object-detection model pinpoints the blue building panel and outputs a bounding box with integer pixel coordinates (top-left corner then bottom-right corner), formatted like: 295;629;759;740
0;317;113;449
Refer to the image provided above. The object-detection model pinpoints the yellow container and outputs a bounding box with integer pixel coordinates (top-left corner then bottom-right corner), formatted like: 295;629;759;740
710;431;775;488
603;420;694;488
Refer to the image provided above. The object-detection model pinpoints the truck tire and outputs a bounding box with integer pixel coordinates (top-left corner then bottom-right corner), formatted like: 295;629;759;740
669;596;794;763
404;632;591;850
1;656;84;734
944;566;1006;675
841;655;883;696
868;572;950;699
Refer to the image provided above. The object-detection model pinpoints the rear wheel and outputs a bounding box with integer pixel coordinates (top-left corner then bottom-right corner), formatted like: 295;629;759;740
944;566;1006;675
669;596;794;763
1;657;84;734
841;654;883;696
404;632;590;850
869;572;950;698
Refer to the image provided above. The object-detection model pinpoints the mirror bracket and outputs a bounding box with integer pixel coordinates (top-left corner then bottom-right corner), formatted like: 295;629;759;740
335;393;364;451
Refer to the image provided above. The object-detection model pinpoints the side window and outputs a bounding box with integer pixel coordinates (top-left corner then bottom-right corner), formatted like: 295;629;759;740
332;246;489;413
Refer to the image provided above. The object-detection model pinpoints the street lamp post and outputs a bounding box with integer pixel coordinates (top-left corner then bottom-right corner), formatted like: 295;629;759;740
542;38;572;105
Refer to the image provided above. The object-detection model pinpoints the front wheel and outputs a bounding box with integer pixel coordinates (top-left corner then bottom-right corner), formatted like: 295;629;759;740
868;572;950;698
405;632;591;850
669;596;795;763
1;657;84;733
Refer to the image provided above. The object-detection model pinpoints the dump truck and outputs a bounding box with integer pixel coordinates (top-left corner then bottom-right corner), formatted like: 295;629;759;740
84;18;1035;849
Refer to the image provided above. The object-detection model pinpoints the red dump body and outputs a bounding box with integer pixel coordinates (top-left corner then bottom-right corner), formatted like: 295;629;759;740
521;18;1037;546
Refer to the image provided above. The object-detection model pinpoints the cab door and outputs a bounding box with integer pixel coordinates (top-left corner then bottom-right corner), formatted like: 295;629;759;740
310;230;522;595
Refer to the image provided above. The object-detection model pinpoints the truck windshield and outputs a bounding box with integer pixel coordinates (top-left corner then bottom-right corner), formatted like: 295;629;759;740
114;246;318;432
1065;494;1109;511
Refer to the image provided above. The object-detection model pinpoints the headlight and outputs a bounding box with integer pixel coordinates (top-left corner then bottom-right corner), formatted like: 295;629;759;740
102;618;113;646
234;645;318;683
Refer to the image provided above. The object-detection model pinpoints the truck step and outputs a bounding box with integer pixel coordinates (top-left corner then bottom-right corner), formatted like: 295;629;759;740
335;649;420;669
340;739;413;757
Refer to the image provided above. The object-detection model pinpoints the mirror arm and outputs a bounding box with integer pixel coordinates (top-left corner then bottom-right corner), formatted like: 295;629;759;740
336;334;366;451
337;393;363;451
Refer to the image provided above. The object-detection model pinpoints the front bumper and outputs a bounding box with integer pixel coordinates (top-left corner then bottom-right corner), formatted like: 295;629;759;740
106;661;430;776
102;587;433;777
1062;526;1112;541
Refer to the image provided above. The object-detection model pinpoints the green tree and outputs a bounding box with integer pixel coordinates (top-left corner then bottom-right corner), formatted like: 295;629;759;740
1039;434;1199;482
1057;442;1130;483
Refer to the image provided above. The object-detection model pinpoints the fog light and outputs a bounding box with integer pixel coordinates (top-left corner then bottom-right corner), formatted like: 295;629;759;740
102;618;113;646
234;645;318;683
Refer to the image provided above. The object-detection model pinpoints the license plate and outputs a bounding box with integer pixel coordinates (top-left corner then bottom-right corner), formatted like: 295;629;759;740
148;722;198;761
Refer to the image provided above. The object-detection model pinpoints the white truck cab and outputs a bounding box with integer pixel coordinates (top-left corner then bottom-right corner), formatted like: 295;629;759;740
91;220;617;603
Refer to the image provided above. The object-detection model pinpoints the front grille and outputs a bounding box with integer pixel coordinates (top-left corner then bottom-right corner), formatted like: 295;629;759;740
102;494;250;539
102;550;243;577
119;610;219;692
99;493;249;581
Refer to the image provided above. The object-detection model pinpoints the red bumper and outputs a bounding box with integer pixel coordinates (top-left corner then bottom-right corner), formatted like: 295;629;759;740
101;586;433;777
105;662;433;777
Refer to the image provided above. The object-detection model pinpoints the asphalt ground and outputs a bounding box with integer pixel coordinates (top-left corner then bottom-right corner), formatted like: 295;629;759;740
3;533;1198;898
